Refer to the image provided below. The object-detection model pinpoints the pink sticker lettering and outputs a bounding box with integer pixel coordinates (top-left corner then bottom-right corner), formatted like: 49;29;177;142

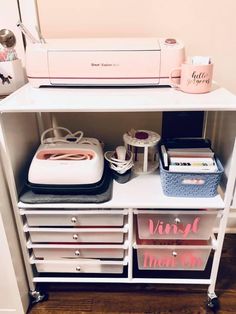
143;251;204;269
180;252;203;268
148;217;200;239
143;252;177;268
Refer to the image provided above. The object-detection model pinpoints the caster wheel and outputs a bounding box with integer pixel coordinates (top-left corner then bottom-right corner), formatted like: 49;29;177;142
207;297;220;312
30;290;48;305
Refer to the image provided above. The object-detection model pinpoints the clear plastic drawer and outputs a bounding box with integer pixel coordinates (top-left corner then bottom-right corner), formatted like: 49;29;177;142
24;225;128;244
135;209;218;240
28;243;126;259
31;258;127;274
135;239;212;271
20;209;127;227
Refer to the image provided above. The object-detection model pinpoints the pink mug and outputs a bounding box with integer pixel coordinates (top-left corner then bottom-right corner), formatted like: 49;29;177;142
169;63;213;93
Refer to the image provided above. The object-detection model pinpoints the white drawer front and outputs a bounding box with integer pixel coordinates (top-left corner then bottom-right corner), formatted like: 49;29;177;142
33;247;125;259
136;241;211;271
26;227;126;244
136;210;218;240
24;211;125;227
32;260;125;273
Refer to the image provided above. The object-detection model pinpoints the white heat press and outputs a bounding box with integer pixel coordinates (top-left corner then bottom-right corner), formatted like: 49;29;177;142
28;127;104;185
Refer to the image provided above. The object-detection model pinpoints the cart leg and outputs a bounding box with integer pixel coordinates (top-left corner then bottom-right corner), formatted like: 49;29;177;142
29;289;48;305
207;291;220;312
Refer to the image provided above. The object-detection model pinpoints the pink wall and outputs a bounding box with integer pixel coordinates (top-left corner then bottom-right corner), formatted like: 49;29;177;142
36;0;236;93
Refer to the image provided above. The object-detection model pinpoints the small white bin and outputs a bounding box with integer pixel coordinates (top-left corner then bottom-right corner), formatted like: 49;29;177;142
0;59;25;95
31;258;127;274
22;209;126;227
25;226;127;244
29;243;126;259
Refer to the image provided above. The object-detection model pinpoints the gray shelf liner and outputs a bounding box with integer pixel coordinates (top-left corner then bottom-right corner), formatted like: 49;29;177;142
19;181;113;204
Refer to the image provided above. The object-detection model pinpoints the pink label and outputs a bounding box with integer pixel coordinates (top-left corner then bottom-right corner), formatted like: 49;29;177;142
143;252;203;269
143;252;177;268
180;252;203;268
148;217;200;239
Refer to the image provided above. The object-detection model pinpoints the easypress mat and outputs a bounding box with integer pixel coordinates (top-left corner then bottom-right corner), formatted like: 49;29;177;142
19;180;113;204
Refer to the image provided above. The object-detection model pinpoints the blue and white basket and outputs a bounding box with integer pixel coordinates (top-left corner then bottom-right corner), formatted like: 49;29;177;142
159;157;224;198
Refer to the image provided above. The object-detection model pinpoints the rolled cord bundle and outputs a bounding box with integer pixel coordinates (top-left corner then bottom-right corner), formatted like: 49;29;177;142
104;146;134;183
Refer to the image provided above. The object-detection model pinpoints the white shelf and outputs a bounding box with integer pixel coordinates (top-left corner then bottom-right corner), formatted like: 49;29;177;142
18;173;225;209
1;83;236;113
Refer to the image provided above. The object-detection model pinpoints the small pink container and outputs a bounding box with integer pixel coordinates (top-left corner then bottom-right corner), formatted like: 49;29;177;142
169;63;213;94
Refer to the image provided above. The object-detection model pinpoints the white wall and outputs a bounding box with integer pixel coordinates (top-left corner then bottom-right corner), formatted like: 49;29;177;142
0;3;29;311
0;159;29;313
0;214;26;313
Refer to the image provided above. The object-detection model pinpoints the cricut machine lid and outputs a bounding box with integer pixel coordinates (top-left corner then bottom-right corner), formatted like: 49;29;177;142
47;38;161;84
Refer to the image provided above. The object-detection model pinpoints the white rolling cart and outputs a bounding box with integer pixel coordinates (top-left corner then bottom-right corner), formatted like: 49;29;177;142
0;83;236;310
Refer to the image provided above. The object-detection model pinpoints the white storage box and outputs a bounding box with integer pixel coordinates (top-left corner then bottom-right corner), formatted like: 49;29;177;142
134;239;212;271
31;258;127;273
0;59;25;95
28;242;126;259
24;226;128;243
136;210;218;240
21;209;127;227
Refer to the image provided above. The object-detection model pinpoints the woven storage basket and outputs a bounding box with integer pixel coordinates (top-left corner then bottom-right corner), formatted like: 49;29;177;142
159;157;224;198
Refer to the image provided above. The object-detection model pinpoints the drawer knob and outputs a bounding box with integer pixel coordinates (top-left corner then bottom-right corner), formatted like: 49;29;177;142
75;250;80;256
71;217;77;223
73;234;78;240
172;251;178;257
76;266;81;271
175;218;181;224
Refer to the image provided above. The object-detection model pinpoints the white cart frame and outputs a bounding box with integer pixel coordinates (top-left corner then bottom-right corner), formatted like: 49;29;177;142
0;84;236;309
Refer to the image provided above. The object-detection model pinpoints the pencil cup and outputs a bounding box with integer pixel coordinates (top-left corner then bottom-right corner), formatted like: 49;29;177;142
169;63;213;94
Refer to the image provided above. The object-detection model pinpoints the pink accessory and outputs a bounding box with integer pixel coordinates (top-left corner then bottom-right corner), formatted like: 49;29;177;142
169;62;213;94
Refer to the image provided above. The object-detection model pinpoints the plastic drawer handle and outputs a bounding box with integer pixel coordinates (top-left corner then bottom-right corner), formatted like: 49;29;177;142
73;234;78;240
71;217;77;223
175;218;181;224
75;250;80;256
182;178;205;185
76;266;81;272
172;251;178;257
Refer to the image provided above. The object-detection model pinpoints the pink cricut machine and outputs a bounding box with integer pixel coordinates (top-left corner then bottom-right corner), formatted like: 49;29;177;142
27;127;110;194
25;37;185;87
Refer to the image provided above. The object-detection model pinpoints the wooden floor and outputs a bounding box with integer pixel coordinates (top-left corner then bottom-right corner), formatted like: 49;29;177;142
28;234;236;314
